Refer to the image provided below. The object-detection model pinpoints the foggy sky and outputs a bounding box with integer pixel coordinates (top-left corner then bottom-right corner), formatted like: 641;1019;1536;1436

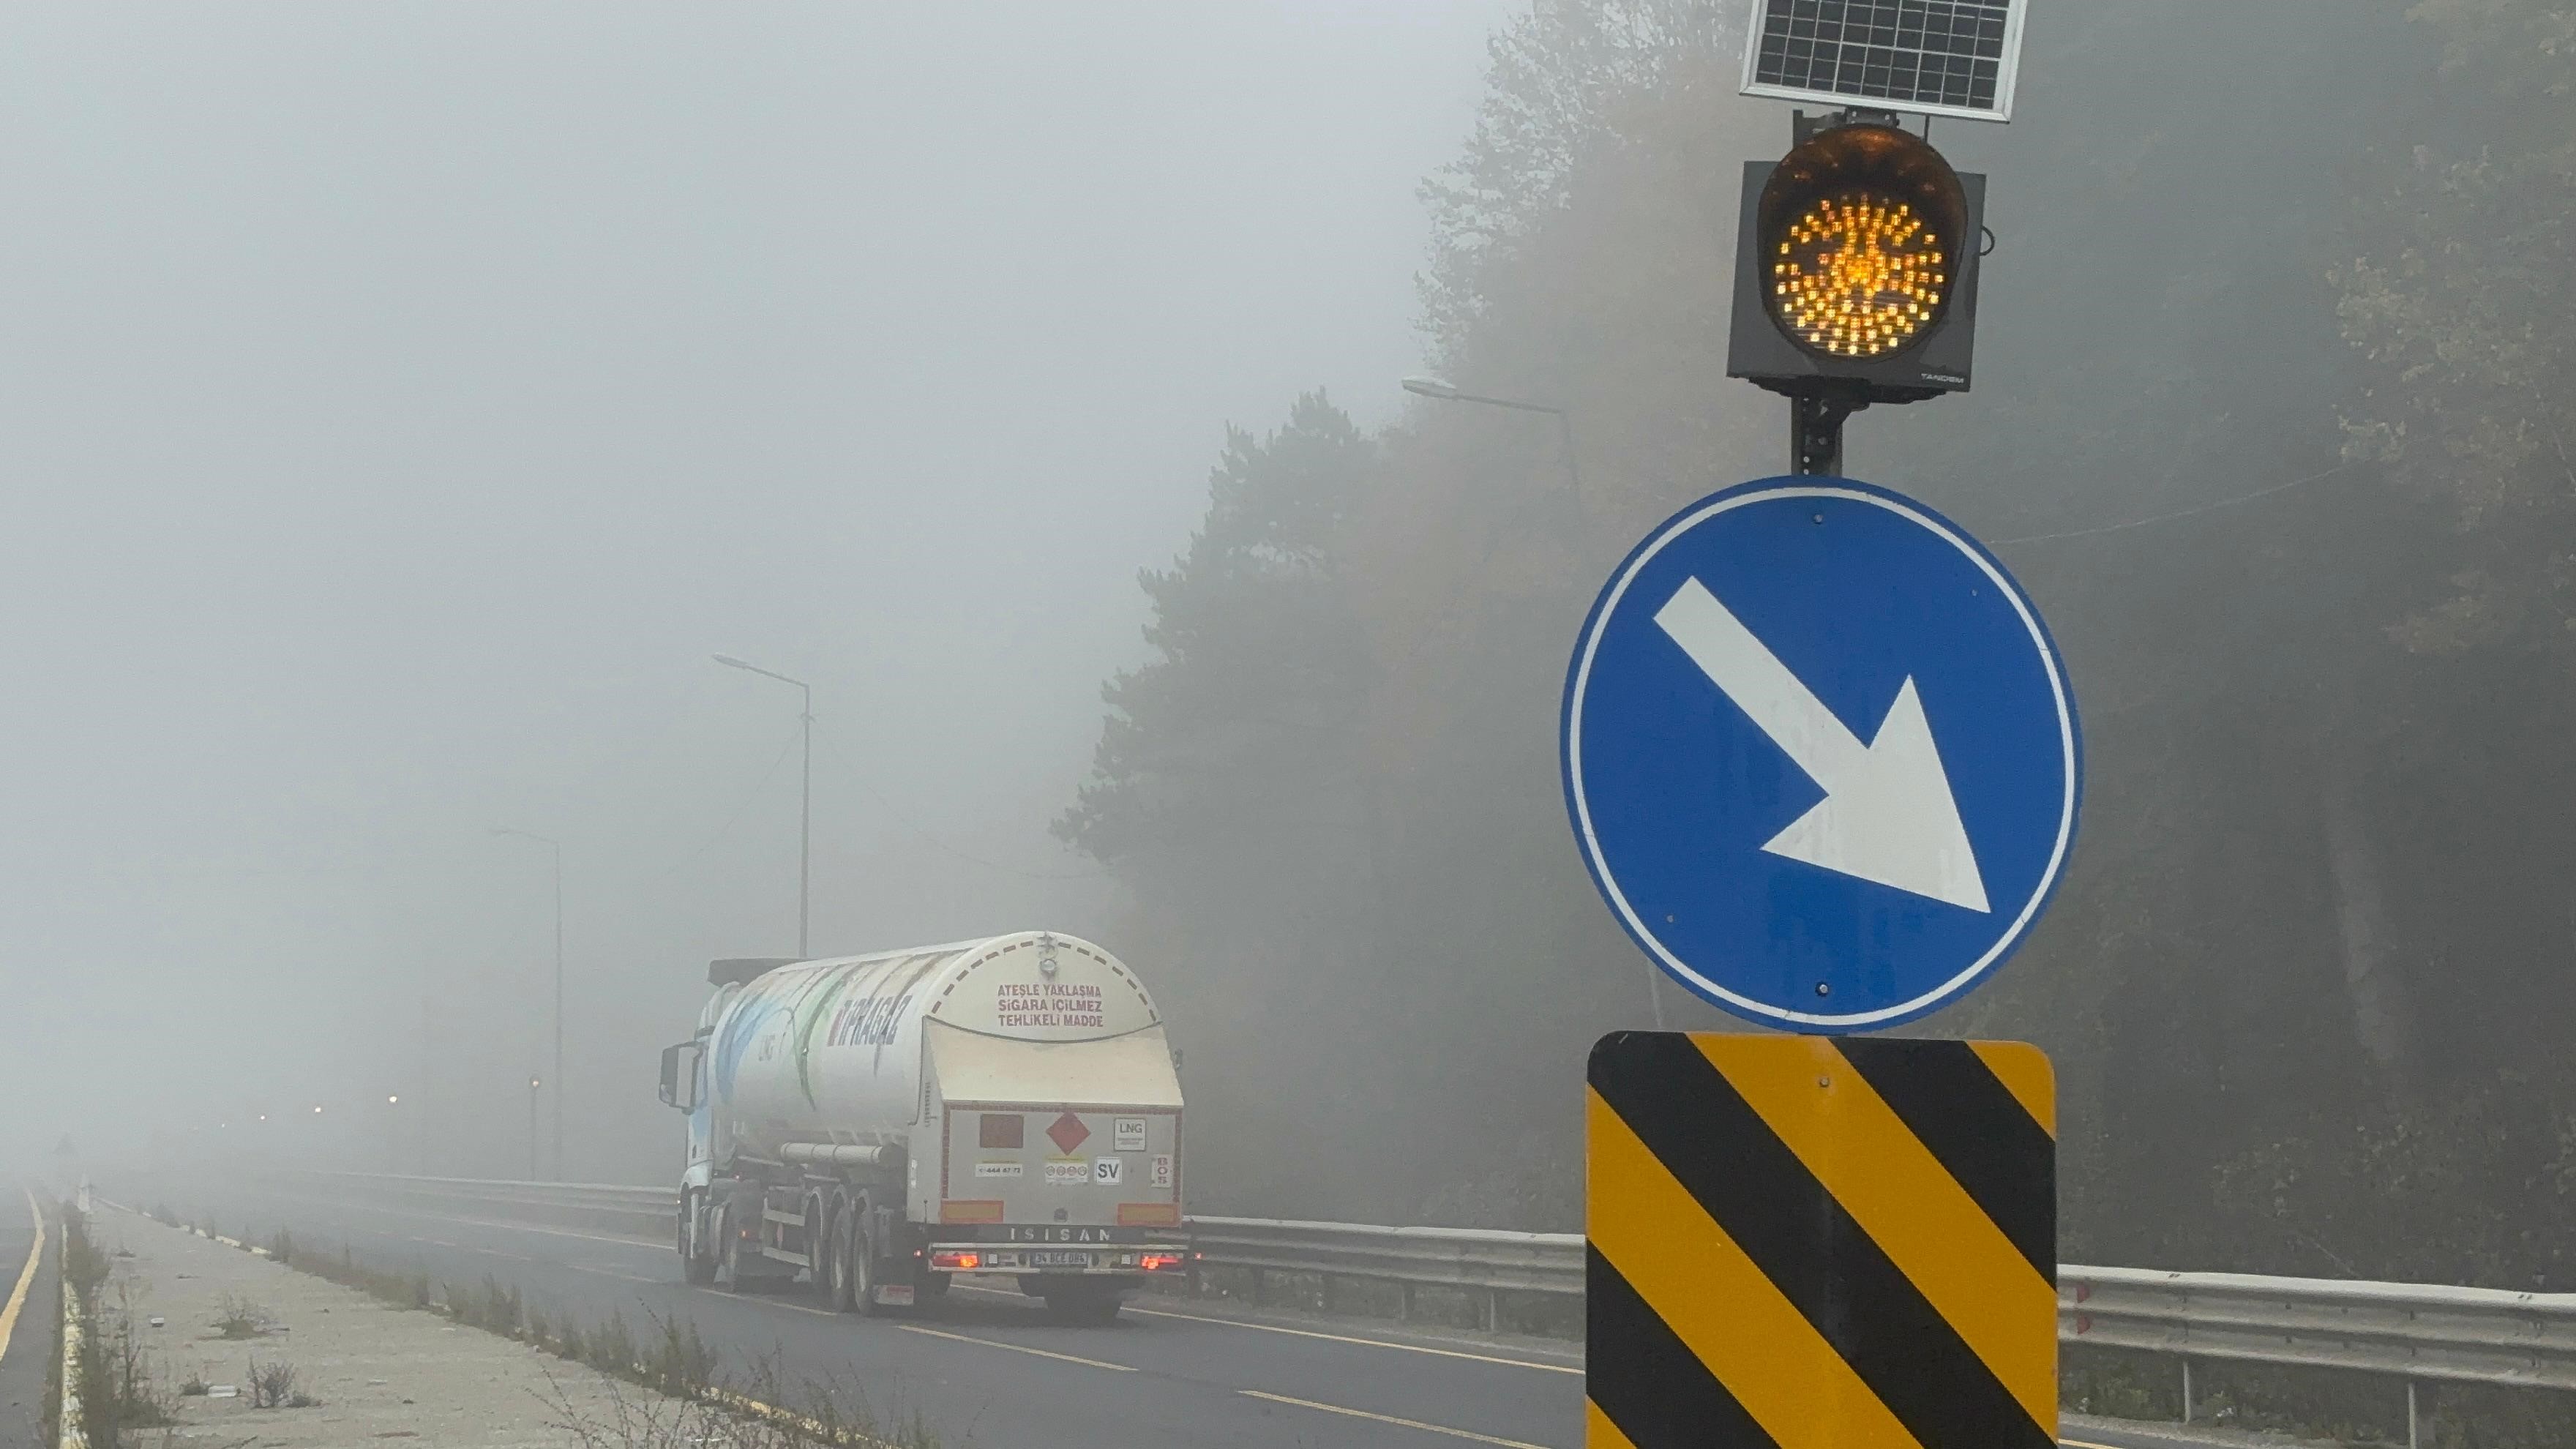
0;3;1510;1176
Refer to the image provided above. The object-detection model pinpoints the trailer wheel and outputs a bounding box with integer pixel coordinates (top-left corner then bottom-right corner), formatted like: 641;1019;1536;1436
803;1194;835;1308
825;1201;858;1313
679;1191;716;1287
852;1213;899;1317
720;1206;752;1294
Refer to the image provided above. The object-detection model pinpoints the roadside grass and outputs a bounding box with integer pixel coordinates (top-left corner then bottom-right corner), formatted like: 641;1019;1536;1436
245;1355;317;1409
59;1209;181;1449
209;1292;273;1339
2062;1344;2576;1449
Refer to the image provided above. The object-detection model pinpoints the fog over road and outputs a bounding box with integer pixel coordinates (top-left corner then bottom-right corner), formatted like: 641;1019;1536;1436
125;1176;2265;1449
140;1176;1581;1449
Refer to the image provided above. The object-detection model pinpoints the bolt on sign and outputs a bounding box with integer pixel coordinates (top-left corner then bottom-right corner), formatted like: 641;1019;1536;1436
1586;1032;2056;1449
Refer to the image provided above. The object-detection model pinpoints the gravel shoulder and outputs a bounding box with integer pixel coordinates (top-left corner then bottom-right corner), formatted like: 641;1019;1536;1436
89;1205;685;1449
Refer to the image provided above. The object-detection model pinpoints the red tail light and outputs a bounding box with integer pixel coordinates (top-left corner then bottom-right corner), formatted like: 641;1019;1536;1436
1139;1253;1183;1272
929;1251;981;1271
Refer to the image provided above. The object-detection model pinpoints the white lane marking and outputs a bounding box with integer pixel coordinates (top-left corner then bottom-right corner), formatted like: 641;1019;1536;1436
1238;1390;1549;1448
898;1324;1136;1372
1124;1303;1582;1376
569;1265;664;1286
0;1191;46;1363
945;1282;1579;1377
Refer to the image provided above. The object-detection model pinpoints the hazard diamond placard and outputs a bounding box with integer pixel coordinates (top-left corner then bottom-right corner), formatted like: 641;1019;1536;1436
1585;1032;2056;1448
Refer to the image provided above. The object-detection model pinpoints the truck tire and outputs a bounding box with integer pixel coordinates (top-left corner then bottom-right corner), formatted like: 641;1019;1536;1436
825;1202;858;1313
721;1206;753;1294
852;1215;899;1318
680;1191;716;1287
804;1194;834;1308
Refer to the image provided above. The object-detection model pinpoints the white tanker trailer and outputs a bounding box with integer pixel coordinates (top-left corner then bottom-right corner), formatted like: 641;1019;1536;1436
656;931;1186;1323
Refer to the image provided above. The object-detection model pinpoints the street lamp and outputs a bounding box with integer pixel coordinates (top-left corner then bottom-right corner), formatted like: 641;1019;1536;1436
713;654;814;959
1404;375;1657;1030
493;826;565;1182
1401;376;1583;507
526;1077;542;1181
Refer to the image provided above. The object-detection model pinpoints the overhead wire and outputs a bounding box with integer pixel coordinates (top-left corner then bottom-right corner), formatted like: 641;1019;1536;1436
1991;459;2361;545
641;718;807;885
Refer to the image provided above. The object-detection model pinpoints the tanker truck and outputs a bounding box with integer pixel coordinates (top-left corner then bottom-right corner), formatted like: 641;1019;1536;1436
655;931;1186;1323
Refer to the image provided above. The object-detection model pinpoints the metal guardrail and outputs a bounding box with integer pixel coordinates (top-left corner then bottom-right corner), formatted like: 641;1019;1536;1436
2063;1265;2576;1445
1186;1215;1582;1330
284;1172;2574;1438
2062;1266;2576;1392
300;1172;673;1243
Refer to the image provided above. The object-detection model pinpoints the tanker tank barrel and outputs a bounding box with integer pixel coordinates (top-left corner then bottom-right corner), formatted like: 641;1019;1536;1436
779;1142;901;1168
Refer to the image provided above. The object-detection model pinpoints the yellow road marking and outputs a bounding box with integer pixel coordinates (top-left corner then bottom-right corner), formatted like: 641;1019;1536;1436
898;1323;1136;1371
1702;1037;2056;1430
1239;1390;1550;1448
0;1191;46;1363
1589;1087;1921;1449
1123;1302;1582;1375
708;1385;902;1449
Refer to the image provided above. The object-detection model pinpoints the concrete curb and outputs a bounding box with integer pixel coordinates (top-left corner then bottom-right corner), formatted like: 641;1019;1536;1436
57;1211;85;1449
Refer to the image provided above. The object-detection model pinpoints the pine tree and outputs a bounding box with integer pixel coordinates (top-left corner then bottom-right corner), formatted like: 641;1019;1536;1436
1056;392;1374;921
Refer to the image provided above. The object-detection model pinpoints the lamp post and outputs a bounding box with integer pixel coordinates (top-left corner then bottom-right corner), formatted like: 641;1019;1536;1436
714;654;813;959
492;827;564;1180
526;1077;542;1181
1402;374;1660;1030
1401;375;1584;512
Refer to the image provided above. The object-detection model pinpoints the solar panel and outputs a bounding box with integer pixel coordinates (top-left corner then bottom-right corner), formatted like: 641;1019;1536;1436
1740;0;2029;123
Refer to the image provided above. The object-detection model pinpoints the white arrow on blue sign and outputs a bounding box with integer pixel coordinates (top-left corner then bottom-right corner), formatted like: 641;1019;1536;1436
1561;476;2081;1032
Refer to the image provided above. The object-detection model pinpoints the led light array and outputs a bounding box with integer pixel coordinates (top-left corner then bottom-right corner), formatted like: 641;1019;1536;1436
1772;194;1947;357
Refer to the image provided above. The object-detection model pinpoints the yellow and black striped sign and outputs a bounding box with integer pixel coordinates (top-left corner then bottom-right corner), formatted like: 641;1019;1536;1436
1586;1032;2056;1449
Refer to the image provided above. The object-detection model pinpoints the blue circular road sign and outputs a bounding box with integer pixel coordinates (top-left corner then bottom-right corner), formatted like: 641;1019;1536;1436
1562;476;2081;1032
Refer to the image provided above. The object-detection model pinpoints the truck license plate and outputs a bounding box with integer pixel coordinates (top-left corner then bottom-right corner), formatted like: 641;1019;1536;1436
1029;1251;1093;1269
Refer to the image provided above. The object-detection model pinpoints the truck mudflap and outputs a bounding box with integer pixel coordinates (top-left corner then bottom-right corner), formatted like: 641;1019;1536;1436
924;1243;1191;1276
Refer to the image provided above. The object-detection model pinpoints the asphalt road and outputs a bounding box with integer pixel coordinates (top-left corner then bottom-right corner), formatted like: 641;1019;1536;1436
0;1189;52;1449
113;1176;2296;1449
